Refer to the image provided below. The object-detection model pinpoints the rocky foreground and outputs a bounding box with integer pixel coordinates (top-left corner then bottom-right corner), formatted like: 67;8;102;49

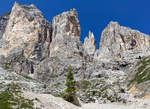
0;65;150;109
23;91;150;109
1;2;150;109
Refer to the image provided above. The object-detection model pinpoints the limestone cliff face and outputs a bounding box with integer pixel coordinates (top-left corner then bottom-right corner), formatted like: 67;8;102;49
98;21;150;61
34;9;85;96
1;3;52;61
84;31;96;56
52;8;80;39
50;9;83;59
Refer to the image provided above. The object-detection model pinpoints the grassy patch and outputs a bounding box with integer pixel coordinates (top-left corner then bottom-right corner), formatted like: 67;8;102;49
130;57;150;84
134;67;150;84
0;84;34;109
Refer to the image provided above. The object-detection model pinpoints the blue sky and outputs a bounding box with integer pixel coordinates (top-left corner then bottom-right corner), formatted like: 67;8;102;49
0;0;150;48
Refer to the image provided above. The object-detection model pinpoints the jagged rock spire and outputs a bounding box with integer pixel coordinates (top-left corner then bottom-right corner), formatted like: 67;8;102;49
84;31;96;55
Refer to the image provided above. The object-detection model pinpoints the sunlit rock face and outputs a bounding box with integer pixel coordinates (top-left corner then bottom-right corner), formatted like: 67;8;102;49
52;8;81;39
34;9;85;94
50;9;83;59
0;2;52;61
84;31;96;56
96;21;150;62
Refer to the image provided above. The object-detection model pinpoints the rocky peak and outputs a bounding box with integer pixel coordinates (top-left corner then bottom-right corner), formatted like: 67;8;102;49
0;2;52;60
84;31;96;55
50;9;83;59
52;9;81;39
106;21;120;32
99;21;150;61
12;2;44;18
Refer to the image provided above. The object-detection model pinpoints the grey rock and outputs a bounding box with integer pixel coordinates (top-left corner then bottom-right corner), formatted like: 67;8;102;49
0;2;53;77
52;8;80;39
50;9;83;60
0;2;52;61
84;31;96;56
0;12;9;48
0;13;9;39
94;47;113;62
99;21;150;62
0;67;45;93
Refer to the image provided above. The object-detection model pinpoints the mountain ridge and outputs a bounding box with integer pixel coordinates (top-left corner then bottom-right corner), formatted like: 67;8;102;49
0;2;150;109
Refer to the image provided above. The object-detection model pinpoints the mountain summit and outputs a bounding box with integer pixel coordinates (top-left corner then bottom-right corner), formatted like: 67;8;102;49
100;21;150;60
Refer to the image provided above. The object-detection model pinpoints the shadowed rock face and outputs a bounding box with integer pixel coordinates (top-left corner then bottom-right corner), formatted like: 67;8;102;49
0;2;52;61
0;13;9;39
0;13;10;48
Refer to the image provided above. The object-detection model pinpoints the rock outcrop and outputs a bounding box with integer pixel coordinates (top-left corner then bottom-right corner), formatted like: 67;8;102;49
0;2;52;61
50;9;83;60
99;21;150;62
34;9;85;92
52;8;80;39
84;31;96;56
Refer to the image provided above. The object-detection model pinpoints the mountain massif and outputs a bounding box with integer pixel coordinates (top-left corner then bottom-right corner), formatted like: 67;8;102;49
0;2;150;109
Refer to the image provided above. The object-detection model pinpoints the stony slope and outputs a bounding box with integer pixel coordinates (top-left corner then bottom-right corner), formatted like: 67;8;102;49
23;91;150;109
0;68;149;109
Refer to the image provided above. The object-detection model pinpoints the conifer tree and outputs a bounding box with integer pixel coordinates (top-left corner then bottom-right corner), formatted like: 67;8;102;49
65;65;76;95
61;65;80;106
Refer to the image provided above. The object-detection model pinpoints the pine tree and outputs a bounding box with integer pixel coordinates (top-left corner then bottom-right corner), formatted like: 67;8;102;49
65;65;76;95
61;65;80;106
